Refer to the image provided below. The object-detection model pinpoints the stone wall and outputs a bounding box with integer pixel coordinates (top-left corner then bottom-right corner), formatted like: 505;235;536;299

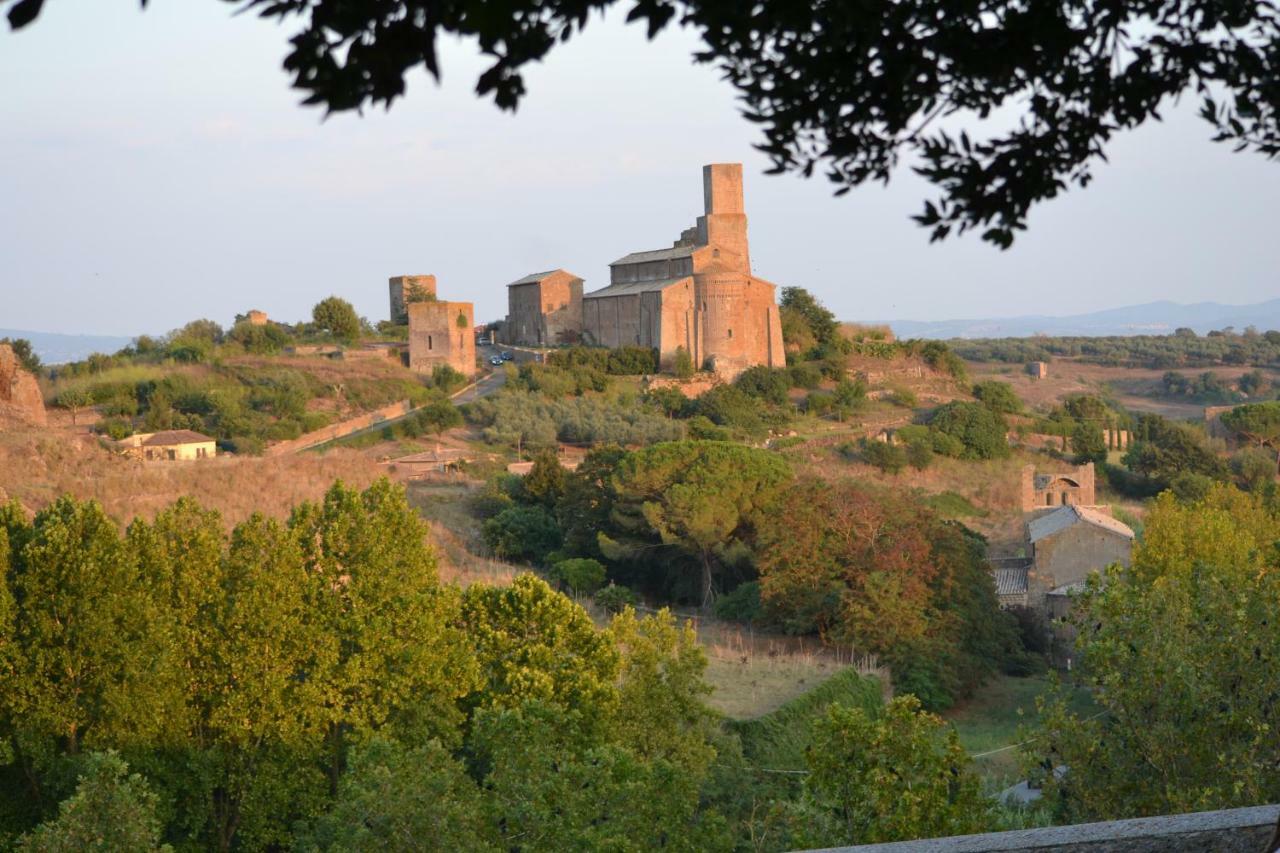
263;399;416;456
0;343;46;426
808;803;1280;852
408;300;476;378
1028;523;1131;608
1021;463;1096;512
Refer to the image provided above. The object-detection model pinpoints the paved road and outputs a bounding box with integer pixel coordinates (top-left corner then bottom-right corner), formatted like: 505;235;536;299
452;344;510;404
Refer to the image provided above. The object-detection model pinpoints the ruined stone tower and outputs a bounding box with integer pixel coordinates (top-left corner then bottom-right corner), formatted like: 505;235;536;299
398;275;475;379
582;163;785;377
389;274;437;325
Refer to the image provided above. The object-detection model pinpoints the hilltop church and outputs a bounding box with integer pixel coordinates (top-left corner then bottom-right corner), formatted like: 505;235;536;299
579;163;787;377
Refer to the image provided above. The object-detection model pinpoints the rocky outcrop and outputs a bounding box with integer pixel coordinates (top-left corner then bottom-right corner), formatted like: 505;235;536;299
0;343;47;426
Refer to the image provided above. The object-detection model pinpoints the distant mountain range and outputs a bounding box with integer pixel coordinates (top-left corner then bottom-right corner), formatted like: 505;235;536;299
884;298;1280;340
0;329;135;366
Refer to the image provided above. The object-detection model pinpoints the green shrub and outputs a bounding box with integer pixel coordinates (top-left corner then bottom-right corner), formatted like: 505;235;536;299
482;505;562;563
685;415;731;441
904;435;934;470
713;581;761;623
416;399;463;434
928;401;1010;459
734;366;791;405
594;582;639;615
672;346;695;379
94;418;133;441
973;380;1022;414
551;558;607;596
861;439;907;474
787;363;823;389
431;364;468;393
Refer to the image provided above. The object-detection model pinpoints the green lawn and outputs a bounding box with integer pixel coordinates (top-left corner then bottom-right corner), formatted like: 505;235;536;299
944;674;1097;787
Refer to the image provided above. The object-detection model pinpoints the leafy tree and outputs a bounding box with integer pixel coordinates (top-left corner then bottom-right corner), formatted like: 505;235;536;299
1;338;41;374
482;505;562;563
903;434;934;470
551;557;607;596
53;389;91;426
972;380;1021;414
298;738;496;852
1123;413;1227;488
521;450;566;508
928;401;1009;460
860;439;906;474
795;697;987;847
311;296;361;343
757;478;1015;706
471;700;719;852
780;287;845;359
17;752;168;853
1070;420;1107;463
594;582;639;616
606;608;717;771
5;497;183;760
672;346;695;380
415;398;463;434
734;366;791;406
604;441;791;607
1221;402;1280;474
831;377;868;421
287;480;478;774
691;385;769;436
1231;447;1276;492
1026;486;1280;821
459;575;619;727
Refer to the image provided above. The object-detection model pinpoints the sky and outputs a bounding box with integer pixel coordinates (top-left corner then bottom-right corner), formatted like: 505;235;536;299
1;1;1278;337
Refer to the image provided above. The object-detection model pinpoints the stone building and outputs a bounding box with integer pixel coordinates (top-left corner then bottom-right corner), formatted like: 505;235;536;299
246;310;269;326
581;163;786;378
1020;463;1096;512
116;429;216;461
408;298;476;379
1026;361;1049;379
389;275;437;325
1027;505;1133;606
503;269;584;346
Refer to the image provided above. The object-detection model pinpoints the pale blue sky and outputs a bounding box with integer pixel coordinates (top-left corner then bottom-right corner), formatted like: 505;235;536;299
1;0;1277;336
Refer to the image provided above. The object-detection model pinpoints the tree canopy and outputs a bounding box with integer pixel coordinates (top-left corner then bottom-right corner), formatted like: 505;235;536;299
8;0;1276;246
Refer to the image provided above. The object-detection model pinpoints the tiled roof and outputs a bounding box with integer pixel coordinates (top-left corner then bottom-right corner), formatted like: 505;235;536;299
1028;505;1135;543
608;245;696;266
507;270;562;287
583;276;691;299
994;566;1029;596
140;430;215;446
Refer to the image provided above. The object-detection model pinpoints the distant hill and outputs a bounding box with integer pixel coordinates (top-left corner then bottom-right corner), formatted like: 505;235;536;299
0;329;135;366
883;298;1280;340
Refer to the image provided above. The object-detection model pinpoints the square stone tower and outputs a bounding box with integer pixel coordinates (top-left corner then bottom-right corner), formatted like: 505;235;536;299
408;300;475;379
389;275;437;324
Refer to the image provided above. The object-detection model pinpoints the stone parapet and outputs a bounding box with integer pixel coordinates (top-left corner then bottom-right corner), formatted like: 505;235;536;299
808;804;1280;853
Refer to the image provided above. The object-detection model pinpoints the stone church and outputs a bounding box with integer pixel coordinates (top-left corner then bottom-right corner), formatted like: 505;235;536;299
581;163;786;377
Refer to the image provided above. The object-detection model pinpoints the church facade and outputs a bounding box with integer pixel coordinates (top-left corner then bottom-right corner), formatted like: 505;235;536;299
581;163;786;377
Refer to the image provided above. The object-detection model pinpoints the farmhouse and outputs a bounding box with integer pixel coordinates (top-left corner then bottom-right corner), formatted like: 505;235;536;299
116;430;217;461
581;163;786;378
1026;504;1134;608
503;269;584;347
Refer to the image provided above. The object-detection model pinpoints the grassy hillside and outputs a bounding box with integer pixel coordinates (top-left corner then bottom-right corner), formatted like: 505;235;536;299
729;668;883;771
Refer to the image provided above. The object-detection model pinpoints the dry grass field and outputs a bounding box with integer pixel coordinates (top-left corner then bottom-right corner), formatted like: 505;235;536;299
0;422;384;526
968;357;1279;419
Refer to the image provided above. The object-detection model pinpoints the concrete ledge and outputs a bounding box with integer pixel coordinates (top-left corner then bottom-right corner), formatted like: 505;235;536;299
807;804;1280;853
